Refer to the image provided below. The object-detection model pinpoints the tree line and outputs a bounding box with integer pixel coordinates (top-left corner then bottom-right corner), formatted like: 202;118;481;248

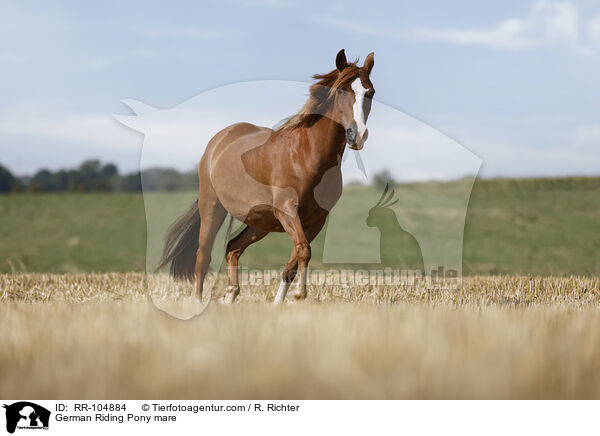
0;160;199;193
0;159;400;194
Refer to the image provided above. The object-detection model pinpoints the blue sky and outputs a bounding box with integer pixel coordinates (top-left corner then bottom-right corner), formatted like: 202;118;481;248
1;0;599;179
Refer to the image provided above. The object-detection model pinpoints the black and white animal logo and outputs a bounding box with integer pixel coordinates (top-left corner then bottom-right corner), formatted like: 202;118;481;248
3;402;50;434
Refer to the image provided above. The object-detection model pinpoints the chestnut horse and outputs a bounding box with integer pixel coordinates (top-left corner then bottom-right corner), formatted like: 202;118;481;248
157;49;375;304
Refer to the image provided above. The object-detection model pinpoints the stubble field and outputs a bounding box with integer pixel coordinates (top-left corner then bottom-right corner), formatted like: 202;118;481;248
2;273;599;399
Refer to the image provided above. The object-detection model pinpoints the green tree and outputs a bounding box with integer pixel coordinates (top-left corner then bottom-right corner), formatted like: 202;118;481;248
30;169;55;192
372;169;397;190
0;163;15;193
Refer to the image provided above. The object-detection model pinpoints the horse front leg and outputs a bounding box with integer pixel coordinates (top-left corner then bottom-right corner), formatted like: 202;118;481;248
273;215;327;304
274;251;298;304
274;208;311;301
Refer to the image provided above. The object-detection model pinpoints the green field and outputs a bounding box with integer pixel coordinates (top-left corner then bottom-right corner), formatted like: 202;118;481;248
1;177;599;276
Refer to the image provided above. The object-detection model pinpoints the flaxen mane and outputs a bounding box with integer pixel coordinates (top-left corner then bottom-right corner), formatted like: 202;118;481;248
276;60;360;131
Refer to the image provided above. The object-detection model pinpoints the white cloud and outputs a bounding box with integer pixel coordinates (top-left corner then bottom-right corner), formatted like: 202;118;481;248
587;15;600;47
0;106;136;150
413;19;536;49
315;1;599;53
575;124;600;144
534;0;578;41
0;105;144;174
447;132;600;178
414;0;579;49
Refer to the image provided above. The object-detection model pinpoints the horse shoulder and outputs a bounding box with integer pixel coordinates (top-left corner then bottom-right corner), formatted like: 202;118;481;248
311;161;343;211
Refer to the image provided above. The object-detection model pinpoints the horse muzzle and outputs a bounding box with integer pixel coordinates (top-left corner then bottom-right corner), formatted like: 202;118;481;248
347;126;368;151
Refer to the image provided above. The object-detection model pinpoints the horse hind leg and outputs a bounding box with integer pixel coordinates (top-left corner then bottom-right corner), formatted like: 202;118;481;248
195;199;227;300
221;225;268;304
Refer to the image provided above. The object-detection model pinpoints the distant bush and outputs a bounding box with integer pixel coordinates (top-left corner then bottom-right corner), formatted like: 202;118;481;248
473;176;600;192
372;169;397;190
0;164;16;193
141;168;198;192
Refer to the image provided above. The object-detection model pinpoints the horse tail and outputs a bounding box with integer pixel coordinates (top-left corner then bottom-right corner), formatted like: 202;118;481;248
156;200;200;280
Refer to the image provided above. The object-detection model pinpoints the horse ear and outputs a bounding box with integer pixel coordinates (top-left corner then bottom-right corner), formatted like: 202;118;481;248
335;49;347;72
364;52;374;75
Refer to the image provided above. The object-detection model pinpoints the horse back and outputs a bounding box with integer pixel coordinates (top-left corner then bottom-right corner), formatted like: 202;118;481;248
204;122;272;165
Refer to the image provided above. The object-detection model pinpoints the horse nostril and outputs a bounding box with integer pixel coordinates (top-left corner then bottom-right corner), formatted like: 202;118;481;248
346;128;357;142
363;129;369;141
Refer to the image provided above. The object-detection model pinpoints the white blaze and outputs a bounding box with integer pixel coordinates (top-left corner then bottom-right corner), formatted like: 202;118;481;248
351;78;368;138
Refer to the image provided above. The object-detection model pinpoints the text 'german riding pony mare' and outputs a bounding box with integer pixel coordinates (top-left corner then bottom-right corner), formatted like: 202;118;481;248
157;49;375;304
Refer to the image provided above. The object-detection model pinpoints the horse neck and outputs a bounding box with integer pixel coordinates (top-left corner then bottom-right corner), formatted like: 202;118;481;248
306;114;347;164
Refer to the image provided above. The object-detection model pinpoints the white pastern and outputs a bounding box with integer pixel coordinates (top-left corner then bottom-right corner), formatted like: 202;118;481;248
273;280;291;304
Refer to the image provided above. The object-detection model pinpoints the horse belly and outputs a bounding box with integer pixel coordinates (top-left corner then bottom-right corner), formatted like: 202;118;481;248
243;205;284;232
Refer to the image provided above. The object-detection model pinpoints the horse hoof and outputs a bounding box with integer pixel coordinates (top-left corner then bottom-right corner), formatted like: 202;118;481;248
220;286;240;304
219;293;236;304
293;292;307;301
